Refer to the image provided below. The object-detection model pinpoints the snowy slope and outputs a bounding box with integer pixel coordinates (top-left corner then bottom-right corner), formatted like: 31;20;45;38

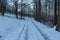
0;15;60;40
0;16;27;40
32;19;60;40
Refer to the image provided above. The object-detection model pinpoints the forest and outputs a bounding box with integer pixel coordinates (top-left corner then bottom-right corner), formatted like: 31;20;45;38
0;0;60;32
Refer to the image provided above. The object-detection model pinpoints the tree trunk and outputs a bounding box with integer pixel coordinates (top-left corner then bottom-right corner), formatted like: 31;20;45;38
56;0;60;32
54;0;57;25
15;1;18;18
34;0;41;22
20;0;23;19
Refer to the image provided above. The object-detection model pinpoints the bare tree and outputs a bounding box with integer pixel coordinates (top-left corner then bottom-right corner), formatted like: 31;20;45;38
15;0;18;18
0;0;6;16
56;0;60;32
54;0;57;25
34;0;41;22
20;0;24;19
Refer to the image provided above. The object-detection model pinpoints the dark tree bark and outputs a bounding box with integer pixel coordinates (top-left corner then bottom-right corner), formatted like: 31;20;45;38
1;2;6;16
54;0;57;25
56;0;60;32
20;0;23;19
34;0;41;22
15;1;18;18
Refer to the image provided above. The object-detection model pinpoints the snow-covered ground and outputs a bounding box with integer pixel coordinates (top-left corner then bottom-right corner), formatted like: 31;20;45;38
0;13;60;40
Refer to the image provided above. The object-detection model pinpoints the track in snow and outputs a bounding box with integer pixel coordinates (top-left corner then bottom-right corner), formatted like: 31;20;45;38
31;20;50;40
0;17;50;40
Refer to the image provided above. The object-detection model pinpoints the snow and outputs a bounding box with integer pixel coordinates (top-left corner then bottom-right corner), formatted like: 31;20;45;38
32;20;60;40
0;14;60;40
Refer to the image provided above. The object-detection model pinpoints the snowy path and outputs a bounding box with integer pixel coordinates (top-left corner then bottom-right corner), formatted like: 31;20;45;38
0;16;60;40
3;19;46;40
31;20;50;40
